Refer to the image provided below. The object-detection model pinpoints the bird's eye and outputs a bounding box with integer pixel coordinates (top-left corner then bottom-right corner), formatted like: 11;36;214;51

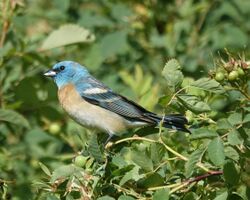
60;66;65;71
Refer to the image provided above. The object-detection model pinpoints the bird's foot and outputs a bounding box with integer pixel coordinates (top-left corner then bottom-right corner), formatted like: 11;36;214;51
104;133;114;149
104;141;113;149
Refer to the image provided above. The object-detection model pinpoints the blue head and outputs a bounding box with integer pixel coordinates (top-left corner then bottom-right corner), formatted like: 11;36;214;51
44;61;89;88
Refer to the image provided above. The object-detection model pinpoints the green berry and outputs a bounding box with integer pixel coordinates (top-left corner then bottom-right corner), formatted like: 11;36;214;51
215;72;225;82
74;155;88;167
228;71;239;81
237;68;245;76
49;122;61;134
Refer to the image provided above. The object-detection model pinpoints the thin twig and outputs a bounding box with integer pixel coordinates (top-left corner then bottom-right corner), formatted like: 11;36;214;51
149;170;223;193
114;136;156;145
112;183;146;199
114;136;211;173
167;86;190;107
170;170;223;194
186;170;223;184
148;182;182;191
221;124;243;139
0;178;15;184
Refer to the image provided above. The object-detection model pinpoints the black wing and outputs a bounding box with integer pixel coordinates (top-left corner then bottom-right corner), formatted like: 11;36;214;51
80;89;155;124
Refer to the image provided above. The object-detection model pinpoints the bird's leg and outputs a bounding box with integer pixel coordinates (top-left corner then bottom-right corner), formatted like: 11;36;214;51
104;133;114;149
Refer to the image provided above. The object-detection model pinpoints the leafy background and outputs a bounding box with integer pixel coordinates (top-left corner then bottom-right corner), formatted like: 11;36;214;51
0;0;250;199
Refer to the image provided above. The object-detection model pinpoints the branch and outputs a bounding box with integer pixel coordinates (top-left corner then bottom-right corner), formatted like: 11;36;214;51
148;170;223;194
113;135;211;173
170;170;223;194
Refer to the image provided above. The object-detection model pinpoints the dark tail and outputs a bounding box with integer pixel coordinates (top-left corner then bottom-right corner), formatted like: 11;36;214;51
145;113;191;133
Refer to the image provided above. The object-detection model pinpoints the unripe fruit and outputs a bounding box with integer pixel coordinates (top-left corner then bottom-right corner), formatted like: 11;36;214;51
228;71;239;81
237;68;245;76
49;122;61;134
215;72;225;82
74;155;88;167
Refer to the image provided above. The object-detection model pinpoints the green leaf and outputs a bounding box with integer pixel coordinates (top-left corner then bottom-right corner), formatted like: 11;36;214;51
52;0;69;11
130;149;153;171
228;113;242;126
137;173;164;188
50;164;83;183
111;3;133;22
207;137;225;166
41;24;95;50
158;94;172;107
190;128;218;140
79;11;114;28
97;196;115;200
190;78;225;94
243;113;250;123
162;59;184;91
119;166;144;186
112;155;128;168
118;195;135;200
183;192;199;200
150;143;165;165
216;118;233;130
228;129;243;146
39;162;52;177
223;161;239;185
224;146;239;161
119;70;136;90
100;31;129;59
84;43;104;70
15;77;40;107
88;134;104;162
46;194;60;200
214;191;228;200
177;94;211;114
153;189;169;200
0;109;30;128
185;148;205;177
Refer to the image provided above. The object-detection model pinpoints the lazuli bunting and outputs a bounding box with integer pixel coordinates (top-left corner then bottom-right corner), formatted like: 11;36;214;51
44;61;190;143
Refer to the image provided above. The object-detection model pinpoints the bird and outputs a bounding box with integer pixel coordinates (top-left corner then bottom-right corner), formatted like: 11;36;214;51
44;61;190;144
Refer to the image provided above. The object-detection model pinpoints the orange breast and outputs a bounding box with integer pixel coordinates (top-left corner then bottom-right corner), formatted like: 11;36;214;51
57;84;136;135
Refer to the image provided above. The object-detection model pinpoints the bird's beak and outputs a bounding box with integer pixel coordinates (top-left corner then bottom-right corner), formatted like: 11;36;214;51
44;69;57;77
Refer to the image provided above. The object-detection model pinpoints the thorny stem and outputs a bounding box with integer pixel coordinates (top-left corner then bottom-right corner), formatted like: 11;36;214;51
170;170;223;194
148;170;223;193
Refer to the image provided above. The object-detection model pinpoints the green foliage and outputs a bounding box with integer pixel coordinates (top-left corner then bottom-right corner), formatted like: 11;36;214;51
207;137;225;167
41;24;95;50
1;0;250;199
